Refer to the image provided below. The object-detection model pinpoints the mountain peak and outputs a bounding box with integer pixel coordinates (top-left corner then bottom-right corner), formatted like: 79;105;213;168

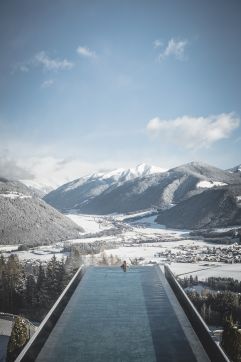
228;164;241;173
99;163;165;182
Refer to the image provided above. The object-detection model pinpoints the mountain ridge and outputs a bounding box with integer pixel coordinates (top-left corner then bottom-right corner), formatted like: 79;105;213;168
44;162;241;221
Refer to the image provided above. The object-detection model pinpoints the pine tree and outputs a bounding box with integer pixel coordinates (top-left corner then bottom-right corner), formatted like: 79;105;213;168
3;255;25;313
221;317;241;362
6;316;29;362
45;255;66;303
36;262;50;309
65;248;83;273
25;274;37;306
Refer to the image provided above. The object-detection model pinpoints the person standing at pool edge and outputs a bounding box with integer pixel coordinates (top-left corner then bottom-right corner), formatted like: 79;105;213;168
121;260;127;272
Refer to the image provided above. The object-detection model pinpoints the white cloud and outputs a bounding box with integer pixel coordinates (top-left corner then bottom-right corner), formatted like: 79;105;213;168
41;79;54;88
15;51;74;74
77;46;97;58
19;156;98;188
0;150;100;188
158;38;188;61
147;113;240;149
0;150;33;180
34;51;74;71
153;39;162;48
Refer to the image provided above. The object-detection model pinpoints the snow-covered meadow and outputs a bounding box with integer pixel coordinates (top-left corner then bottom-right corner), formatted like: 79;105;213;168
1;211;241;280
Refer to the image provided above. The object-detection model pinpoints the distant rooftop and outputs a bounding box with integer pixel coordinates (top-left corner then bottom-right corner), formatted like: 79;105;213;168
19;266;211;362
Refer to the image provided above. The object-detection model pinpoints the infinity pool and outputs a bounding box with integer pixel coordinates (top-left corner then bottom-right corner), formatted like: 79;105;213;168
36;266;209;362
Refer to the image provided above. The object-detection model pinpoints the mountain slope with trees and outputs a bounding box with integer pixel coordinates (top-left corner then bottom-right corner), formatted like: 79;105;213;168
156;185;241;229
44;162;241;219
0;178;84;245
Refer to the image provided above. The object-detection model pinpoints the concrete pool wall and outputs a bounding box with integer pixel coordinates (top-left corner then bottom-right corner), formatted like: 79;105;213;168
16;265;227;362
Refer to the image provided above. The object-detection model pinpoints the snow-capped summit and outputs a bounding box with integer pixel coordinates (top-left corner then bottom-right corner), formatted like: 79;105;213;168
62;163;165;192
44;163;165;211
44;160;241;215
228;164;241;174
101;163;165;182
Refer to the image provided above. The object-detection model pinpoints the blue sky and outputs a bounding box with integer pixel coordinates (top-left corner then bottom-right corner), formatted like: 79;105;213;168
0;0;241;186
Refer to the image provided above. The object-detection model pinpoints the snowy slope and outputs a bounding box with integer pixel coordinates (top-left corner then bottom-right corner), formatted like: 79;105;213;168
64;163;165;192
44;161;241;215
21;179;54;197
0;178;84;245
228;164;241;174
156;185;241;229
44;163;165;211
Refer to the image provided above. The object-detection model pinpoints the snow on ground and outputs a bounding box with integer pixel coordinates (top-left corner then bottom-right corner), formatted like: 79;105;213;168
128;214;189;235
2;212;241;279
169;262;241;281
0;192;32;199
114;209;157;222
196;180;227;188
67;235;119;244
169;262;219;276
1;244;67;261
178;263;241;281
67;213;113;234
104;246;161;263
102;239;226;266
0;245;19;252
7;250;68;262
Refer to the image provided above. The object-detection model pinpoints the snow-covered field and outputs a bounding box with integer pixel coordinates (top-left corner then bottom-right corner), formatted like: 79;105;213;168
67;213;113;234
170;263;241;281
2;212;241;280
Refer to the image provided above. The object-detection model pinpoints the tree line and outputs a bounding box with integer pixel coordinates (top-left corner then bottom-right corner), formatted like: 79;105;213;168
0;250;81;321
179;274;241;361
180;275;241;293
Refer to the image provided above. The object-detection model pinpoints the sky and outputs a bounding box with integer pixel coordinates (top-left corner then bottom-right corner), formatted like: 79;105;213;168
0;0;241;187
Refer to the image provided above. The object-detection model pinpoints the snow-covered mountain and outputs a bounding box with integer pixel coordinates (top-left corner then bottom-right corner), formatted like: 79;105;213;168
44;161;241;217
62;163;165;191
156;185;241;229
0;177;83;245
44;163;165;211
228;164;241;174
21;179;54;197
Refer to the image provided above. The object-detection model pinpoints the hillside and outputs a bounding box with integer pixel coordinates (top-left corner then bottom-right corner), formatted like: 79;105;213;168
44;162;241;216
156;185;241;229
43;163;165;212
0;178;84;245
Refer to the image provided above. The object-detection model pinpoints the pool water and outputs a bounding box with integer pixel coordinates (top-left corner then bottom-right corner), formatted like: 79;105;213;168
36;266;208;362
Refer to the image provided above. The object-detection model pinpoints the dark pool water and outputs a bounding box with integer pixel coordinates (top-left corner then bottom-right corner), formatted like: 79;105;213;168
36;266;202;362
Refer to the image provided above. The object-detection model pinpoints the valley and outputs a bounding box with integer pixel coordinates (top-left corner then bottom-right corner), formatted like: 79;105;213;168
1;161;241;282
1;211;241;282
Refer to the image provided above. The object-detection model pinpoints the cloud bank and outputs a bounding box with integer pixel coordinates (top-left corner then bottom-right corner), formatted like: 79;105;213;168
147;113;240;149
0;151;33;180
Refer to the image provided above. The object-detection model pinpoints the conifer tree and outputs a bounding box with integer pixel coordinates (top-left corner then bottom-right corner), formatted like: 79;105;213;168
25;274;37;306
221;317;241;362
6;316;29;362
